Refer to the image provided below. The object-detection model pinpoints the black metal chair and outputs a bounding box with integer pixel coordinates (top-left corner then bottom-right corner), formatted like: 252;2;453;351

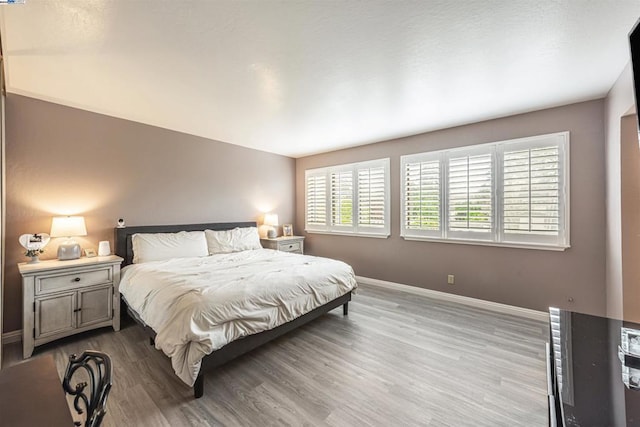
62;351;112;427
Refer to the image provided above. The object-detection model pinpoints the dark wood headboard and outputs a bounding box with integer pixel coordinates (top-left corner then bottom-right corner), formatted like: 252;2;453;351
114;221;257;266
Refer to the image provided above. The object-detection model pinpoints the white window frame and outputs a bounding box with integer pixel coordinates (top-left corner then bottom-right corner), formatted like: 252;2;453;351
401;132;570;251
305;158;390;238
401;151;443;240
445;144;495;242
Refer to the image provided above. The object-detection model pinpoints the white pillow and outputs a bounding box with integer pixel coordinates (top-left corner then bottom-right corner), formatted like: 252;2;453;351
132;231;208;263
205;227;262;254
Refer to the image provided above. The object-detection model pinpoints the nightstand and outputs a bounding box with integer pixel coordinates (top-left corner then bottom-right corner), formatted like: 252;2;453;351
260;236;305;254
18;255;124;359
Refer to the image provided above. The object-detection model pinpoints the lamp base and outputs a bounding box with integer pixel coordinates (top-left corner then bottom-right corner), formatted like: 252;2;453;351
57;243;82;260
267;228;277;238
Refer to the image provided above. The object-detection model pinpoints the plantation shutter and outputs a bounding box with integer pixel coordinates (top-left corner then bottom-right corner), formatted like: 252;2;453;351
403;157;441;236
330;170;354;227
503;147;559;234
305;173;327;230
501;136;566;246
358;166;386;228
447;152;492;238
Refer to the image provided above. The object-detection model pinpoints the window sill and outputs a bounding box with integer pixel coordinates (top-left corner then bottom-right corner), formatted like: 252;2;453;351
305;230;390;239
401;235;570;251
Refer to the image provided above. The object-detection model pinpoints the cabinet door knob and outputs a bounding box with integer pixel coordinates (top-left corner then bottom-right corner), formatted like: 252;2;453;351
73;308;82;313
73;277;81;282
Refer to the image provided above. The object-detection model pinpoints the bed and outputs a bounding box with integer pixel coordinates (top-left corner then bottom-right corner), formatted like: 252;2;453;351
114;221;356;398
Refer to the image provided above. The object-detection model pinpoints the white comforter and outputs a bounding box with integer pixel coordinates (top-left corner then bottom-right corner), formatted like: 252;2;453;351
119;249;357;386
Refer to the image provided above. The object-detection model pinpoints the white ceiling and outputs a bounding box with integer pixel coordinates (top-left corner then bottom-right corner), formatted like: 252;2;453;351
1;1;639;158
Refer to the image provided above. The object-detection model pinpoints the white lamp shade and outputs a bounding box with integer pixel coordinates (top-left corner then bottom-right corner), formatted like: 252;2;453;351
263;213;279;226
50;216;87;238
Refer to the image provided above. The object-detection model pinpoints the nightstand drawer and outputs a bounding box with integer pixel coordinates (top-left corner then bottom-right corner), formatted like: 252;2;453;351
261;236;305;254
280;242;301;252
36;267;112;295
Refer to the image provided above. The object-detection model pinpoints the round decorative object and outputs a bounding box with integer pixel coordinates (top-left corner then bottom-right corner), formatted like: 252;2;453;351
19;233;50;251
117;218;125;228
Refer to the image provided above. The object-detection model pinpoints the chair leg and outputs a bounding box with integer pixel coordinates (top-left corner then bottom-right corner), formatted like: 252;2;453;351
194;374;204;399
63;350;112;425
343;302;349;316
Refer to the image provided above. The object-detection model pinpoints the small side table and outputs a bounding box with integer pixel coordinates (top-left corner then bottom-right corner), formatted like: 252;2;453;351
260;236;305;254
18;255;123;359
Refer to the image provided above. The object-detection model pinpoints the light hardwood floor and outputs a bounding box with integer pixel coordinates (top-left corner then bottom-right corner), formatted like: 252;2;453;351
3;284;549;426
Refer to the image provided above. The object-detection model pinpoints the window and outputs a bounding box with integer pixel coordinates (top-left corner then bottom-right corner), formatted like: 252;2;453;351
447;149;493;240
404;154;441;237
401;132;569;250
306;174;326;228
305;158;390;237
330;170;353;227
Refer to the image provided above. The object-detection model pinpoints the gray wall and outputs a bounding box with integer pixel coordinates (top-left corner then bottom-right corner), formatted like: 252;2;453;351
605;63;635;320
3;94;295;332
296;100;606;315
621;114;640;322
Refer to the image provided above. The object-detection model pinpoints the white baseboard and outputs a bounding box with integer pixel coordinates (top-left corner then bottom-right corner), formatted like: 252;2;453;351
356;276;548;323
2;329;21;344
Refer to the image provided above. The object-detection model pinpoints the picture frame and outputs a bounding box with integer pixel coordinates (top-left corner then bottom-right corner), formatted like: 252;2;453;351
85;248;97;258
282;224;293;237
18;233;50;250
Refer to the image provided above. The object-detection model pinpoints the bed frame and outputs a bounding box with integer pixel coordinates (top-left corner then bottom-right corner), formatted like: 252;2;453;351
114;221;351;398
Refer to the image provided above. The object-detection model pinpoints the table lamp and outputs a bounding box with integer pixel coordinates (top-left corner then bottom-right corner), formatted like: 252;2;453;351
50;216;87;260
264;213;278;238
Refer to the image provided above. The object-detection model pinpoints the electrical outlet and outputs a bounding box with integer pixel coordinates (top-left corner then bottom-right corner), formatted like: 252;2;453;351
447;274;455;285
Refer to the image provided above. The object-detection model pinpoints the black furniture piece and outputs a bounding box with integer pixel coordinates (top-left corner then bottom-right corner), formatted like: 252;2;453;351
114;221;352;398
63;350;113;427
0;354;74;426
548;309;640;426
